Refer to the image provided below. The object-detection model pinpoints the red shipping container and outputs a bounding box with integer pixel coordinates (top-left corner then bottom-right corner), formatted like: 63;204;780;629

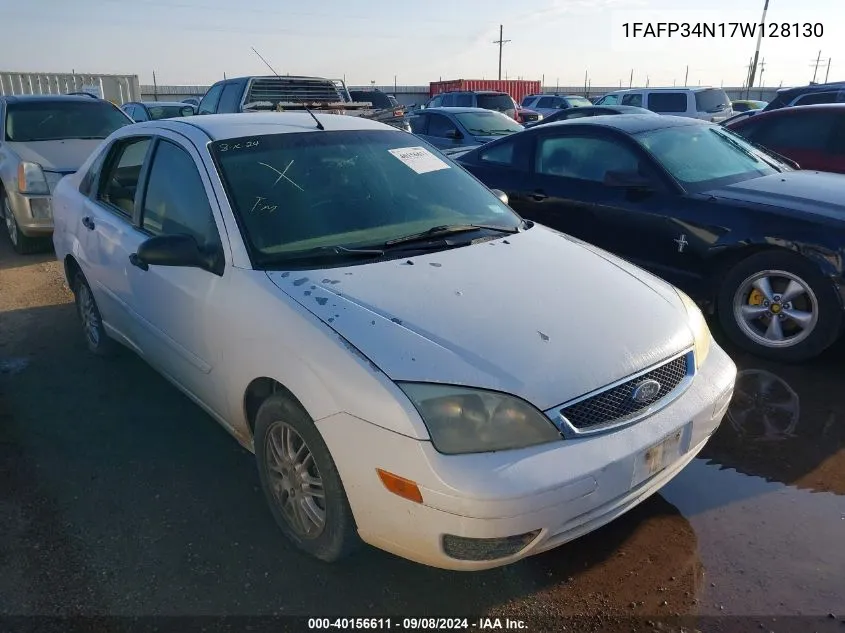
428;79;541;105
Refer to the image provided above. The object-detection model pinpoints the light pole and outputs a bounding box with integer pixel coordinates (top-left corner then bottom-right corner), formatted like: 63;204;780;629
746;0;770;98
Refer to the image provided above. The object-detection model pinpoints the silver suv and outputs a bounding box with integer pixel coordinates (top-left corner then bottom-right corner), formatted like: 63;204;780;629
0;95;132;253
520;94;593;117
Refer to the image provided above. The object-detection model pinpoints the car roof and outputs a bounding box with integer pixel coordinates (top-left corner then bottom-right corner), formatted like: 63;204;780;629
419;107;508;114
0;94;108;104
734;102;845;119
603;86;718;94
775;81;845;95
144;112;394;141
542;113;706;133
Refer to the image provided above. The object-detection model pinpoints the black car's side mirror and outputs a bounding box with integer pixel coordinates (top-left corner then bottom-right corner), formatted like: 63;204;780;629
446;129;463;140
132;234;223;275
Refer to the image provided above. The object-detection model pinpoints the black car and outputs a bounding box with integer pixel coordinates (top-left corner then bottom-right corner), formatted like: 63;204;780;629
455;114;845;362
525;104;657;128
763;81;845;111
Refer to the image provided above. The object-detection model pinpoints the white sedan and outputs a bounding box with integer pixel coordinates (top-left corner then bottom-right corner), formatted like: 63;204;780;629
52;112;737;571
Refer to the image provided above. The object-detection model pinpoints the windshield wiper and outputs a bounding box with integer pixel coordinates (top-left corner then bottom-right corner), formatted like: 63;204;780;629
383;224;519;247
259;244;385;267
711;128;765;164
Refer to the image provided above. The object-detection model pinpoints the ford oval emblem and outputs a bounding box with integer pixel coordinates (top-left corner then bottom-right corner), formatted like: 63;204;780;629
631;379;662;404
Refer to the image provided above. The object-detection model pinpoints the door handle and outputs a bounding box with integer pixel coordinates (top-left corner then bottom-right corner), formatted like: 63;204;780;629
129;253;149;271
81;216;95;230
531;190;549;201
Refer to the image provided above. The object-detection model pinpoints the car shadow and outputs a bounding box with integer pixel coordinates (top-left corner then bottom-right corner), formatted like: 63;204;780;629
0;235;56;272
1;302;703;618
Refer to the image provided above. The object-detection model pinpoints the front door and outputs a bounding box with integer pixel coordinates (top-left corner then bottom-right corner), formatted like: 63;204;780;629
419;112;463;150
122;132;231;418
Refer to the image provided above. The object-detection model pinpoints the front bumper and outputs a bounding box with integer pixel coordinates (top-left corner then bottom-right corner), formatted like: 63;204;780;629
6;189;54;236
318;340;737;571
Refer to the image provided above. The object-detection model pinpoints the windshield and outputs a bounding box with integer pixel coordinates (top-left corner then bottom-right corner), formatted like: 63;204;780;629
455;111;523;136
566;97;593;108
4;100;131;142
476;94;515;112
350;91;393;109
147;104;193;120
211;130;521;266
636;124;779;192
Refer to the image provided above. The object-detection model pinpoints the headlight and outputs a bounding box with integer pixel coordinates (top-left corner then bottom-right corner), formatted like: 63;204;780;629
676;289;711;369
397;383;562;455
18;161;49;195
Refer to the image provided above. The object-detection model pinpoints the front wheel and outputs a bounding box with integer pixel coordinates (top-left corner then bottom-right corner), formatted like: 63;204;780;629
2;192;40;255
717;250;842;362
73;272;117;357
254;394;359;562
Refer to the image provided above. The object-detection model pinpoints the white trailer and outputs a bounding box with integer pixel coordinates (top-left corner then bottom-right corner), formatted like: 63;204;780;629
0;71;141;104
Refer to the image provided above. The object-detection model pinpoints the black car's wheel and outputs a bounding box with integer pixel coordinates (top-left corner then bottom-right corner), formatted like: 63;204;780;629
254;393;359;562
3;191;40;255
73;272;117;357
717;250;842;362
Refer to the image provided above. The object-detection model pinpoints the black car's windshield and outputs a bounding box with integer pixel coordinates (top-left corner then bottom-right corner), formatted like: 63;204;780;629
455;111;523;136
636;124;778;192
4;100;131;142
211;130;521;266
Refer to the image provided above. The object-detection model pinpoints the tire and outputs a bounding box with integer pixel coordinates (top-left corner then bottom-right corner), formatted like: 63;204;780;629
2;191;41;255
254;393;359;562
717;250;842;362
73;272;118;357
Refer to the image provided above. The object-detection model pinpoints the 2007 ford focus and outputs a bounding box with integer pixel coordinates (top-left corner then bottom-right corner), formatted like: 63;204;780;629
52;112;736;570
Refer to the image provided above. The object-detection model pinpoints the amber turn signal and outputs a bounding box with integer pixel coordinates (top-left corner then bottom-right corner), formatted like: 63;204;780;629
376;469;423;504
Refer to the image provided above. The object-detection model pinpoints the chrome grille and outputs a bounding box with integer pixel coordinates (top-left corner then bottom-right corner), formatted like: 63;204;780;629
558;352;692;432
246;76;344;104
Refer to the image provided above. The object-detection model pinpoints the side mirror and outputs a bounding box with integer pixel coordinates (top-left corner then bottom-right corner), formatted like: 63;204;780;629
131;234;222;275
446;129;463;140
180;106;195;117
490;189;509;205
604;170;655;191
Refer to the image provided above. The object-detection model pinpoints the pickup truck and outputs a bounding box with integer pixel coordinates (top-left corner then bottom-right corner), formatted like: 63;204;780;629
347;89;407;129
196;76;406;129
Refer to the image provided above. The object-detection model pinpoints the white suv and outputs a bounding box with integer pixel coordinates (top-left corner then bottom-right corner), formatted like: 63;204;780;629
595;87;734;123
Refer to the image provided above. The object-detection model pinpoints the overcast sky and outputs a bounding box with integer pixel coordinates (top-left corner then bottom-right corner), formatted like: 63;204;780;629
1;0;842;88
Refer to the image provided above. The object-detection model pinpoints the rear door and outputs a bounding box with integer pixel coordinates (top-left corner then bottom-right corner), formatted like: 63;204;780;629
78;136;154;350
645;92;690;116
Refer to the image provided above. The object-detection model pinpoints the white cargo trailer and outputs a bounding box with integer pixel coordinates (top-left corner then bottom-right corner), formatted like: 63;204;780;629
0;71;140;104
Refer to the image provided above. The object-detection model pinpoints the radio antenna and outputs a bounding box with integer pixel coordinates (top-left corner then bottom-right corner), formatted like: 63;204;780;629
251;46;324;130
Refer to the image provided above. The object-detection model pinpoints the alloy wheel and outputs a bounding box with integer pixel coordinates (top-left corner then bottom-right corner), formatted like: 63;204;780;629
77;283;102;347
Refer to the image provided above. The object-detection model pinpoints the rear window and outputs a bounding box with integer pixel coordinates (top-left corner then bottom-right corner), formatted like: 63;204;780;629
647;92;688;113
565;97;593;108
695;89;730;113
476;94;515;112
4;100;131;142
147;105;194;120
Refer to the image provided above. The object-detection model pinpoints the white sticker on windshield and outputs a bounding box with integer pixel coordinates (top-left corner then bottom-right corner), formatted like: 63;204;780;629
388;146;450;174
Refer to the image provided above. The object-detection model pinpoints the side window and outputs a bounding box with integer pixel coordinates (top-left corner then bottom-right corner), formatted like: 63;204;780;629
621;93;643;107
426;113;458;138
79;148;109;197
198;83;224;115
141;140;220;249
477;138;529;171
600;94;619;105
441;94;456;106
536;96;556;108
535;135;642;183
521;96;536;107
216;83;243;113
792;91;840;106
647;92;688;113
97;138;152;217
750;113;836;151
122;104;135;119
408;114;427;134
428;95;443;108
454;94;473;107
133;106;149;122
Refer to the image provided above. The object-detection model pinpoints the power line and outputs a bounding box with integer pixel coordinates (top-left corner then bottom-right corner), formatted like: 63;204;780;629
493;25;511;81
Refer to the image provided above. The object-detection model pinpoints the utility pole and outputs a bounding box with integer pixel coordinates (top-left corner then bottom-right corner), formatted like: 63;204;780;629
629;69;633;88
825;58;832;83
758;58;766;98
493;25;511;81
152;70;158;101
646;75;650;87
810;50;822;83
394;75;397;95
684;65;689;86
584;69;588;96
746;0;770;97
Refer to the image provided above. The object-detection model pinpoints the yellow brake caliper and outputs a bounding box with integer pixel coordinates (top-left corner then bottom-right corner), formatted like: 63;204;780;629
748;289;765;307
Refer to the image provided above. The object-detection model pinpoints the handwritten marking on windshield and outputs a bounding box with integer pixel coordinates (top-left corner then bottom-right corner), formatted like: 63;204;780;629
259;160;304;191
250;196;278;214
218;139;259;152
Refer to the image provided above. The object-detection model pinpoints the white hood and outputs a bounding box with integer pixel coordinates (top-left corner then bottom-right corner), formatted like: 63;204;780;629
267;225;693;410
